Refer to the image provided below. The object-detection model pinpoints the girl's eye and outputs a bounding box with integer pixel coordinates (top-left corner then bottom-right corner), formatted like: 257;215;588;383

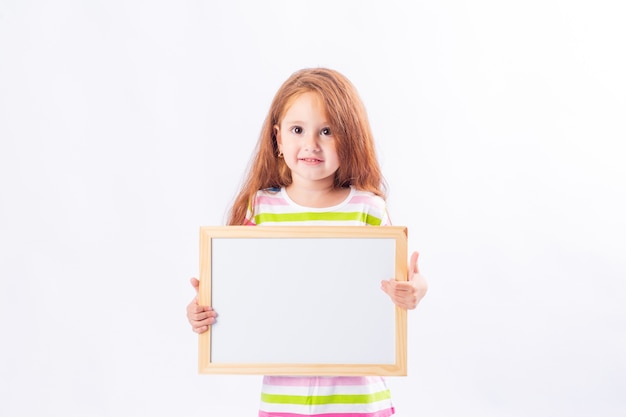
291;126;303;134
321;127;332;136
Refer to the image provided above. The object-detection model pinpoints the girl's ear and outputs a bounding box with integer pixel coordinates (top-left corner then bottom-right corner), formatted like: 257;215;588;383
274;125;281;146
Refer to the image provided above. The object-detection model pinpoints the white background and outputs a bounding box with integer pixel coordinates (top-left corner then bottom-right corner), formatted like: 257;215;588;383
1;1;625;416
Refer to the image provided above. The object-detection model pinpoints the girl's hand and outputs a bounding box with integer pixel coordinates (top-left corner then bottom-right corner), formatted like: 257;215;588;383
381;251;428;309
186;277;218;334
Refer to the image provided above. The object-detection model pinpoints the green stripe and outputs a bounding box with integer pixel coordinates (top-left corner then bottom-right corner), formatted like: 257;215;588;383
261;389;391;405
255;211;382;226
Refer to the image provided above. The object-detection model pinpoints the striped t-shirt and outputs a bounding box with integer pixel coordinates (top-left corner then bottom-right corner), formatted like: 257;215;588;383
244;186;390;227
245;186;395;417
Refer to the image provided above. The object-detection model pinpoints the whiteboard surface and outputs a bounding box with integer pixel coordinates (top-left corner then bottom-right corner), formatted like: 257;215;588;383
210;237;397;364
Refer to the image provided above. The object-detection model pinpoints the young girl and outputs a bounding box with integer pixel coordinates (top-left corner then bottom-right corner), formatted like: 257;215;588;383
186;67;428;417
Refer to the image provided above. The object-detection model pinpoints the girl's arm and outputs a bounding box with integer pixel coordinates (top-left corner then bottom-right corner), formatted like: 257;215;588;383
381;251;428;309
186;277;218;334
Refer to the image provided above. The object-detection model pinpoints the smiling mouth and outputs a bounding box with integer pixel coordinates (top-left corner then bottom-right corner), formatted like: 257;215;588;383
299;158;323;163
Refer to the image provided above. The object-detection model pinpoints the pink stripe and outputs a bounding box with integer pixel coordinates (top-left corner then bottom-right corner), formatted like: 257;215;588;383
347;195;375;204
256;195;289;205
258;408;394;417
262;376;383;387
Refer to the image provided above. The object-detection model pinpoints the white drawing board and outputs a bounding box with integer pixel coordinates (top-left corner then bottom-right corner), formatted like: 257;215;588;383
198;226;408;375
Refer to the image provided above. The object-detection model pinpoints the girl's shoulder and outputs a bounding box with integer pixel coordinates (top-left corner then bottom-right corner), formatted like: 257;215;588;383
251;187;286;208
348;188;387;207
348;188;391;226
254;187;283;200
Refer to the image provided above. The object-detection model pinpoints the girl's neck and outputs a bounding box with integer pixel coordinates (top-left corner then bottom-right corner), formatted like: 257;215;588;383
284;183;350;208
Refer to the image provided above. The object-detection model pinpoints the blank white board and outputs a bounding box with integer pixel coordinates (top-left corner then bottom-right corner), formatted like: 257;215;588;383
198;226;408;376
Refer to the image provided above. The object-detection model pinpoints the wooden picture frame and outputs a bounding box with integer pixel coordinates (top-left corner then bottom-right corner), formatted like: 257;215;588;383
198;225;408;376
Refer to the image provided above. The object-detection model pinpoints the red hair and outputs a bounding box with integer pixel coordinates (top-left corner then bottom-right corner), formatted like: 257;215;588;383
228;68;387;225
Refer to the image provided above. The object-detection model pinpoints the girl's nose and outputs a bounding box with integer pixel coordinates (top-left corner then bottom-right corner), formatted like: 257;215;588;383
304;132;319;151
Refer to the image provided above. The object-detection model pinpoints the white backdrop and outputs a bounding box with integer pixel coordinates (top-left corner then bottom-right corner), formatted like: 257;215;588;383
1;1;625;416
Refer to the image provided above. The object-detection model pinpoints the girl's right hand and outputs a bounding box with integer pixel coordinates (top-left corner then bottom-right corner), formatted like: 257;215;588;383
186;277;217;334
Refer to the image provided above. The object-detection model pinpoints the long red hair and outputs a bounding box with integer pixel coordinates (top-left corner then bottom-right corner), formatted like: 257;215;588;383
227;68;387;225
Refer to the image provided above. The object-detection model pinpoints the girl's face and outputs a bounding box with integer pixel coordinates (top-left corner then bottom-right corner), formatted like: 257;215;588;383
275;92;340;188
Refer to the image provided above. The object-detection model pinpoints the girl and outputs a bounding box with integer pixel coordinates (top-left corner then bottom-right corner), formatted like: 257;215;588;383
186;67;428;417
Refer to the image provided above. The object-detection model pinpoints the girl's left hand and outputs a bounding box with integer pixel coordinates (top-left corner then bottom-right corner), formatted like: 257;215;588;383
381;251;428;309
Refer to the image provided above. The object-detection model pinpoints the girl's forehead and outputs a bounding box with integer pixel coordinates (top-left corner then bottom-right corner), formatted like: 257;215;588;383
280;91;328;120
